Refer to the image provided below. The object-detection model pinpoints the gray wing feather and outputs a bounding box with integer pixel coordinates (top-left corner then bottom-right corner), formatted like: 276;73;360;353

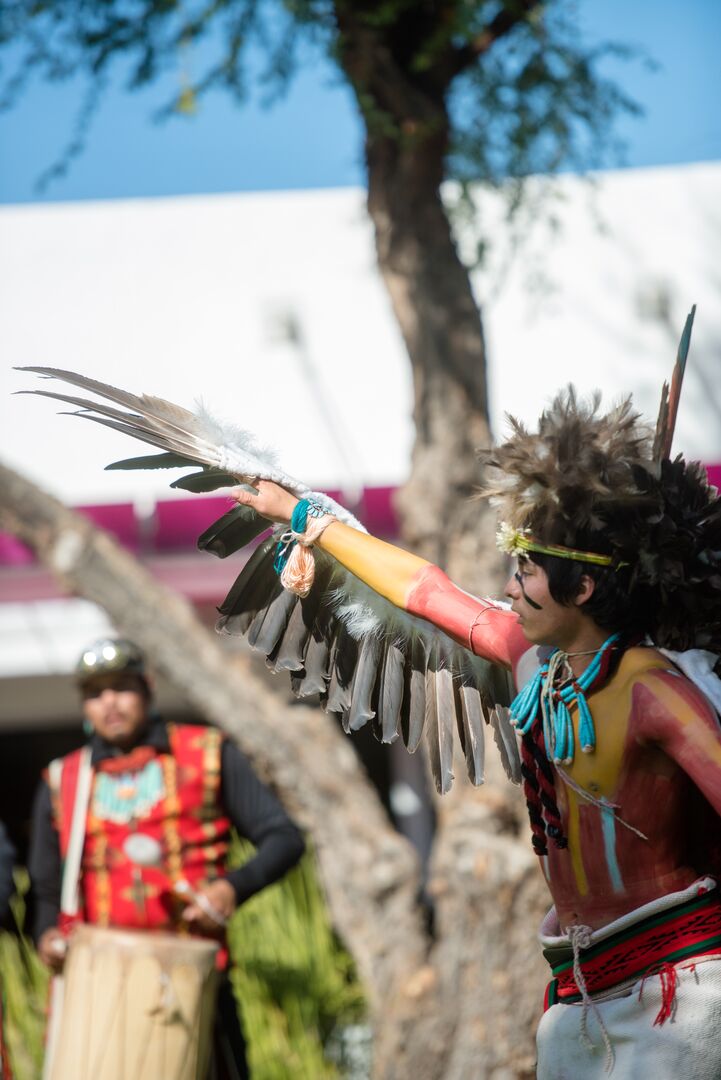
455;681;486;785
490;706;522;784
424;653;456;795
402;637;427;753
291;632;330;698
247;588;297;655
272;600;311;673
325;628;358;715
379;643;405;744
346;635;381;733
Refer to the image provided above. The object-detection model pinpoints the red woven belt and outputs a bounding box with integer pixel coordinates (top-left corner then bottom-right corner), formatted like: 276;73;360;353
544;888;721;1010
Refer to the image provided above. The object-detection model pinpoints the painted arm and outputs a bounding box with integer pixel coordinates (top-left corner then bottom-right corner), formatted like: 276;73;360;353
633;669;721;816
229;482;526;669
319;522;526;669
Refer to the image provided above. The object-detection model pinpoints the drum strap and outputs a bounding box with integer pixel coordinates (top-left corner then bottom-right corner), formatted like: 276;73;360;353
60;746;93;918
43;747;93;1080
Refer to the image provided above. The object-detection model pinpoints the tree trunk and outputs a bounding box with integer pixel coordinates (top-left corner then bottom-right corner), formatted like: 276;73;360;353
334;8;503;594
329;25;550;1078
365;127;502;594
364;151;551;1074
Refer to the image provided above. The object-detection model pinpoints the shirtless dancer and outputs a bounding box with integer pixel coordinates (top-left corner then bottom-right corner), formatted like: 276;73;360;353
232;389;721;1078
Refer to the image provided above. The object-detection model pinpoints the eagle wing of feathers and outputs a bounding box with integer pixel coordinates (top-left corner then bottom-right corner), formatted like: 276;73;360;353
17;366;520;794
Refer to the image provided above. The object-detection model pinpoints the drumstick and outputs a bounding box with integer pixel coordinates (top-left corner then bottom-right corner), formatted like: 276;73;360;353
171;879;228;928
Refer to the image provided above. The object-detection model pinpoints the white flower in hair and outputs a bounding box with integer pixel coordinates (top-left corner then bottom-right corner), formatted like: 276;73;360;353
496;522;531;557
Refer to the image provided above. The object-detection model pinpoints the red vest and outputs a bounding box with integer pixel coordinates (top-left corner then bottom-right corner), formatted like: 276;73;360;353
47;724;231;931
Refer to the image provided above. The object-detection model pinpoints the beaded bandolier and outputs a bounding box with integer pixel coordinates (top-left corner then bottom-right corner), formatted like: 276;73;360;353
516;635;623;855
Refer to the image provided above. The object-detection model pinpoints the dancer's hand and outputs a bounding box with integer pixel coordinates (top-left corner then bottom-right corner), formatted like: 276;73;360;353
230;480;298;524
38;927;67;972
181;879;236;934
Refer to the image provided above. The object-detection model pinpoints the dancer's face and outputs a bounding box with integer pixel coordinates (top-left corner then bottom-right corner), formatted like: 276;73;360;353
504;557;591;649
80;674;150;750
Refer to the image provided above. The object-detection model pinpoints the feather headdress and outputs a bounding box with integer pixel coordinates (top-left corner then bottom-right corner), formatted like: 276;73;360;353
483;387;655;548
480;326;721;657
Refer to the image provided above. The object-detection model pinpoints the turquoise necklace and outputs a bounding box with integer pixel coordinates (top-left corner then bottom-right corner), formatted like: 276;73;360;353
510;633;621;765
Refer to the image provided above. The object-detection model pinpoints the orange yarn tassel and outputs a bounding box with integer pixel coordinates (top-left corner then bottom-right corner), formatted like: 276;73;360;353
280;543;317;598
279;513;335;597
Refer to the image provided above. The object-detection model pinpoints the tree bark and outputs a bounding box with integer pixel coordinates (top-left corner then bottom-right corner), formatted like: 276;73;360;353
335;9;503;594
329;17;550;1078
366;128;502;594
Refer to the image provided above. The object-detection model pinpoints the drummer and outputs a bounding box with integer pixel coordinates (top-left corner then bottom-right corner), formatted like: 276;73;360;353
28;638;305;1078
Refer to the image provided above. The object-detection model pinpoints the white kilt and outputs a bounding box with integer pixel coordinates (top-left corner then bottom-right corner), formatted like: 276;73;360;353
537;953;721;1079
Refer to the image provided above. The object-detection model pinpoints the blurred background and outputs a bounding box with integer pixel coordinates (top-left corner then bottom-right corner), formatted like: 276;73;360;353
0;1;720;1076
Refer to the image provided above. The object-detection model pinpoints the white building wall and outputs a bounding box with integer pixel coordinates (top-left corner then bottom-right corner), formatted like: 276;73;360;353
1;162;720;516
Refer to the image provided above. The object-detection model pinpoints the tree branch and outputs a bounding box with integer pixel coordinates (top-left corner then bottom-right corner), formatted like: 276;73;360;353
0;460;429;1060
451;0;543;76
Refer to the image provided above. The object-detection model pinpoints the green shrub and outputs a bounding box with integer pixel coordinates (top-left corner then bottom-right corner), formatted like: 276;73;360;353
227;839;368;1079
0;869;49;1080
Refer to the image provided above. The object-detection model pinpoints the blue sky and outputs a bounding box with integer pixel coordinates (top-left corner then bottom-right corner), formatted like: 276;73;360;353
0;0;719;204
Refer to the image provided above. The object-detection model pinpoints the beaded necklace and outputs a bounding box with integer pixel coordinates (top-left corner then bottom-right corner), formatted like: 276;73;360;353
510;633;621;765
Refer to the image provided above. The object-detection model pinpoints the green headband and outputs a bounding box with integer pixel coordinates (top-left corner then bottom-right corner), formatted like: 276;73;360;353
496;524;615;567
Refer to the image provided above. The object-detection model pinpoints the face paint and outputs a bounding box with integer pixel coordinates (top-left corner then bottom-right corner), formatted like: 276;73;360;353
514;571;543;610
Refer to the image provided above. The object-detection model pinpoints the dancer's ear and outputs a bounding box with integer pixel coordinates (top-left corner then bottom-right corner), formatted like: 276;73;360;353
573;575;596;608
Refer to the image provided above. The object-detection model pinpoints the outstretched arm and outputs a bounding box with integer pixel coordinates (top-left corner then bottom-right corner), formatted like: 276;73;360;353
231;482;527;671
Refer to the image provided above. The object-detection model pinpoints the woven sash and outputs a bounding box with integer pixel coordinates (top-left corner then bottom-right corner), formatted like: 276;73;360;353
544;890;721;1009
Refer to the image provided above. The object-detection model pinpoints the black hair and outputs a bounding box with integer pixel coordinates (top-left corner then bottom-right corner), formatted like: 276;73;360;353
526;551;652;639
80;672;152;700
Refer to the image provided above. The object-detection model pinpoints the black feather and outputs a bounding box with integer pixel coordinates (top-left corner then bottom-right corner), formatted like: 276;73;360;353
216;536;277;635
106;452;196;470
170;469;238;492
198;505;270;559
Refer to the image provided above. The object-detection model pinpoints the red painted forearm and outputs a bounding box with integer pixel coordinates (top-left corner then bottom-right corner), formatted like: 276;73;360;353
405;564;528;670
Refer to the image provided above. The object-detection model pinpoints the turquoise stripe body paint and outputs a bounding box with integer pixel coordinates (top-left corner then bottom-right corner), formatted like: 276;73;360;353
600;798;624;894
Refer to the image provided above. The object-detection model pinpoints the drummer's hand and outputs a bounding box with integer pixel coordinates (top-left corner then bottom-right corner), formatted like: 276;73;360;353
182;879;236;934
38;927;67;972
230;481;298;525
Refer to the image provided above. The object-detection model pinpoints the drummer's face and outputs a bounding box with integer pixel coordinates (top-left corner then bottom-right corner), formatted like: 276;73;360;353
80;674;150;749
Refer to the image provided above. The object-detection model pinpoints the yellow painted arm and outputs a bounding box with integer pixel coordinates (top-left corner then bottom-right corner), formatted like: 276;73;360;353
228;482;520;665
318;521;431;610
